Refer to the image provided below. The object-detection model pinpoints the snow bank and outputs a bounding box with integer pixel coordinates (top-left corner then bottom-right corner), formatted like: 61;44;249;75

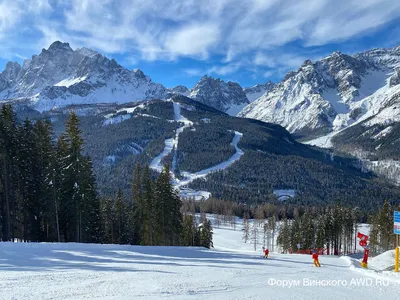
369;250;396;272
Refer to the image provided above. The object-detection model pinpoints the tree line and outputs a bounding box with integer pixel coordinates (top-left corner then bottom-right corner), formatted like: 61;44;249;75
0;105;213;248
277;206;360;255
189;197;399;255
0;105;100;243
369;200;399;255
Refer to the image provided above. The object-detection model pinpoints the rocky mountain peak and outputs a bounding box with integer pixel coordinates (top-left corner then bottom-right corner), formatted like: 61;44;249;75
243;81;276;102
167;85;190;96
133;68;146;79
46;41;73;53
239;45;400;138
2;61;21;81
0;41;167;110
301;59;313;67
76;47;99;58
189;76;249;115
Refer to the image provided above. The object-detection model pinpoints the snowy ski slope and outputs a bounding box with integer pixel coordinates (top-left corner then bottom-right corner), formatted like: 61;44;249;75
1;219;399;300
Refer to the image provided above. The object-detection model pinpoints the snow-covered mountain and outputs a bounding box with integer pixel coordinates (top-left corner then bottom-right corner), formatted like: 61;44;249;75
0;41;167;111
239;47;400;138
188;75;249;115
243;81;275;102
167;85;190;96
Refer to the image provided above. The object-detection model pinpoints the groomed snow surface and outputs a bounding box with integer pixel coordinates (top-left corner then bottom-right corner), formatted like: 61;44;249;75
1;219;399;300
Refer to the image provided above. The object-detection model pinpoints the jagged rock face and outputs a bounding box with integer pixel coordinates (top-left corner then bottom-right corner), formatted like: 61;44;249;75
243;81;275;102
390;67;400;87
167;85;190;96
239;47;400;137
0;41;167;111
188;75;249;115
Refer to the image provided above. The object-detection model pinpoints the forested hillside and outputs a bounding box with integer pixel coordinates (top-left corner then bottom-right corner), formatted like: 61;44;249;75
11;96;400;211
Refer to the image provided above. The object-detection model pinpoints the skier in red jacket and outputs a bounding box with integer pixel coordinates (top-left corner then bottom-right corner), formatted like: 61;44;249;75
264;248;269;258
312;249;321;267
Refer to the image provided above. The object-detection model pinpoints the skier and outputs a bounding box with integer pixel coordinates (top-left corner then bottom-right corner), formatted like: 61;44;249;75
312;249;321;267
264;248;269;258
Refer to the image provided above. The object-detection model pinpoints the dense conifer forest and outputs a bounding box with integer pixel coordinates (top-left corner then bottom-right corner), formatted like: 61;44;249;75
0;105;213;247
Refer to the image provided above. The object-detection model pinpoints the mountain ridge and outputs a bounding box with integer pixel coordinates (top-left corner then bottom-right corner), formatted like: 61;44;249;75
0;41;167;111
239;46;400;138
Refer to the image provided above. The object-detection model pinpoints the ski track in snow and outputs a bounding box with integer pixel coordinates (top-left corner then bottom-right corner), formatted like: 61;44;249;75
174;131;244;187
149;101;244;199
149;138;174;173
1;219;398;300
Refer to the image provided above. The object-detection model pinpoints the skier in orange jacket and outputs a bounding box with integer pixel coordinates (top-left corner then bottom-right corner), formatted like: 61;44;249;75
312;249;321;267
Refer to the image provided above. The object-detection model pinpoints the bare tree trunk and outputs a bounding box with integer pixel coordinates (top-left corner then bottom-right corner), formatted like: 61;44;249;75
55;198;60;242
3;159;10;241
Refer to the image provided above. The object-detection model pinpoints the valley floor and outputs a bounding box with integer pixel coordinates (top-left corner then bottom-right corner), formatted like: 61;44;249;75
0;224;399;300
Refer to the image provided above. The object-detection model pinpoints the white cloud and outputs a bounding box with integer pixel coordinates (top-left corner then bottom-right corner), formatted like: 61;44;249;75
0;0;52;58
164;23;220;59
10;0;399;58
1;0;400;76
208;62;243;76
184;61;245;78
254;51;323;71
183;68;204;77
263;70;274;78
307;0;400;45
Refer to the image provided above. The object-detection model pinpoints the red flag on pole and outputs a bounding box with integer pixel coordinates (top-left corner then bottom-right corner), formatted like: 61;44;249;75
357;232;369;247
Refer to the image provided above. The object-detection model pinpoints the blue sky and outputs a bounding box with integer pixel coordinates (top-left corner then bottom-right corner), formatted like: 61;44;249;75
0;0;400;88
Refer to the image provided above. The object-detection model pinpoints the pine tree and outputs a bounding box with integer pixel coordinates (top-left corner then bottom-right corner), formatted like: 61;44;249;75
255;206;264;227
114;189;125;244
242;215;250;243
300;212;314;250
132;163;144;244
100;197;114;243
0;105;18;241
268;215;277;252
250;222;259;251
58;112;100;243
154;165;182;246
34;119;60;242
378;200;394;251
290;218;301;251
142;165;154;245
263;221;268;248
182;214;196;246
369;214;380;254
315;216;325;249
324;207;334;255
277;217;291;253
56;135;71;242
200;219;213;248
332;205;343;255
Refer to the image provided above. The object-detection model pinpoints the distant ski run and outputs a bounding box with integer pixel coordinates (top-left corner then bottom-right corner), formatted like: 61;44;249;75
175;131;244;187
149;101;244;200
